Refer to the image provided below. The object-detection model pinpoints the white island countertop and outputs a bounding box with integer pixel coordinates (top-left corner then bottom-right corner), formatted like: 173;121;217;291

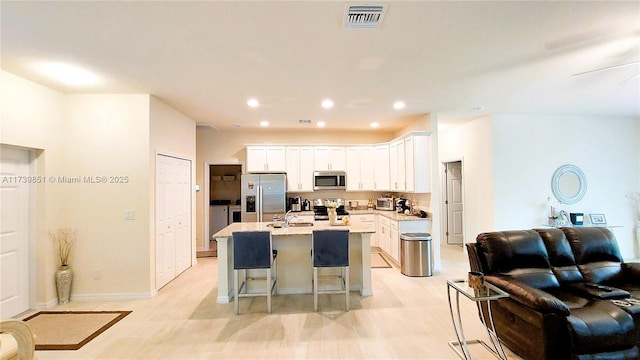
212;220;375;238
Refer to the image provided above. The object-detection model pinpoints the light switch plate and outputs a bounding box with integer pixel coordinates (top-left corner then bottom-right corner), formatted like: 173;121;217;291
124;209;135;220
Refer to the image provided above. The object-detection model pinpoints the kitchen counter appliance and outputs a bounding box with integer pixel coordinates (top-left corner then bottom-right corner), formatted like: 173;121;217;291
313;171;346;190
313;198;350;221
376;197;395;211
289;196;302;212
241;174;286;222
396;198;411;214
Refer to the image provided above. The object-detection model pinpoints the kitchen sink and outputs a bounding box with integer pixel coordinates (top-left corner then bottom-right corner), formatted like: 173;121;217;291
287;222;314;227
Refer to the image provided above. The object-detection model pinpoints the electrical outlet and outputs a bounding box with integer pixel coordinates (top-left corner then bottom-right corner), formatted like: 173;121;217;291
284;266;290;274
93;268;101;279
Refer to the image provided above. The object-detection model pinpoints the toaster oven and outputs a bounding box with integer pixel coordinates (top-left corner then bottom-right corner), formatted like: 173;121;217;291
376;197;395;211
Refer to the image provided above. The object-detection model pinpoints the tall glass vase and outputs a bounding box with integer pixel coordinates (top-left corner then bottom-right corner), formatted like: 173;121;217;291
56;265;73;304
328;208;337;225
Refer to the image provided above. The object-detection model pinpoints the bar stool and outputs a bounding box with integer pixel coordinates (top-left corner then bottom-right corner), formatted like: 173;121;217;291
232;231;277;315
311;229;350;312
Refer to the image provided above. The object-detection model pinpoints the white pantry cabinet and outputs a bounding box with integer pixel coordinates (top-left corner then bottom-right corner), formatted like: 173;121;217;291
286;146;314;191
246;146;286;173
313;146;346;171
345;146;375;191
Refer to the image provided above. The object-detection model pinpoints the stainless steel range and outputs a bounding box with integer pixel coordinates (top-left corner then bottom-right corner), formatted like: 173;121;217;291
313;198;350;221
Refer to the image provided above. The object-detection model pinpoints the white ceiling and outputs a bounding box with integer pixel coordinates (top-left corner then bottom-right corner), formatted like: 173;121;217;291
1;1;638;132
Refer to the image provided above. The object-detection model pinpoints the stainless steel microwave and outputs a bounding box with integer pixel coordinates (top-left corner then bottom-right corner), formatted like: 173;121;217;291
313;171;346;190
376;197;395;211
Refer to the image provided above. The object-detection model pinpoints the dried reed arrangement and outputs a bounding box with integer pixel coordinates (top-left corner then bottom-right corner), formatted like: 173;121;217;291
50;228;76;266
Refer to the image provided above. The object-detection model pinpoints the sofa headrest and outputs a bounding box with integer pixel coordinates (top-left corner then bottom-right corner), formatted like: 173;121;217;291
535;228;583;283
561;227;624;283
561;227;623;264
476;230;559;289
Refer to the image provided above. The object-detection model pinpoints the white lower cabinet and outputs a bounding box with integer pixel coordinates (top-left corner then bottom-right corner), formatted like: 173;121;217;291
351;214;377;246
377;215;429;264
390;221;399;262
377;216;391;256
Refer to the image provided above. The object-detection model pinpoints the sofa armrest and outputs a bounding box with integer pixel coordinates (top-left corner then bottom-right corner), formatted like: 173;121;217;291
622;263;640;283
485;275;570;316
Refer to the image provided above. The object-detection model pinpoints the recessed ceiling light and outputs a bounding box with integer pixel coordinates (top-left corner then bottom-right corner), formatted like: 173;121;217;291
472;106;485;111
393;101;405;110
247;98;260;108
34;61;101;87
259;120;269;127
370;122;380;128
317;121;326;128
321;99;334;109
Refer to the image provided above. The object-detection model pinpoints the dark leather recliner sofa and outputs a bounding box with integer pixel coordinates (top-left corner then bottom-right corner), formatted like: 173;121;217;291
467;227;640;359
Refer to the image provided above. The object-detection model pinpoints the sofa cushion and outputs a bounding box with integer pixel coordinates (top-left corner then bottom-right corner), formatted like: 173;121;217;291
536;228;584;283
477;230;559;289
562;227;625;284
566;300;636;355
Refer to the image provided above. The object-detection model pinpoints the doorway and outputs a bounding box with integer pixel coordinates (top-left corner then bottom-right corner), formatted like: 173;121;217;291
444;161;464;245
1;146;31;317
203;164;242;258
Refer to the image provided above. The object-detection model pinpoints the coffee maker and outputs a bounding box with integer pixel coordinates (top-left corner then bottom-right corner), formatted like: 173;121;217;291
396;198;410;214
289;196;302;212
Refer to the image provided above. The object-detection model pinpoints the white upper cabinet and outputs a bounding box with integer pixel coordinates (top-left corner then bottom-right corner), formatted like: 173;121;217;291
246;146;286;173
286;146;314;191
313;146;346;171
405;133;431;193
389;139;406;191
373;144;390;190
345;146;375;191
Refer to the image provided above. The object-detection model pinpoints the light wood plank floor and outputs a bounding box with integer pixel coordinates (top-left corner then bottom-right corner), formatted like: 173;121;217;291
21;245;521;359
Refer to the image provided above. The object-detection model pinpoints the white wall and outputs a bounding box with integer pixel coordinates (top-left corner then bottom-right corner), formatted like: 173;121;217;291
438;116;494;245
149;96;197;278
1;71;67;305
492;114;639;258
64;94;152;296
438;113;640;259
2;71;198;306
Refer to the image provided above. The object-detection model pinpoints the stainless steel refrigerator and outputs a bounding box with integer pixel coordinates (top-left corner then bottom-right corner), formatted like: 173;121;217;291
241;174;286;222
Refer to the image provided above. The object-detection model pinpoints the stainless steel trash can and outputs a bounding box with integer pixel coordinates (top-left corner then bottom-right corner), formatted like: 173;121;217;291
400;233;432;277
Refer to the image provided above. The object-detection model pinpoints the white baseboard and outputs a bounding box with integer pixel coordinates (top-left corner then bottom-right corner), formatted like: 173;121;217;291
70;291;157;302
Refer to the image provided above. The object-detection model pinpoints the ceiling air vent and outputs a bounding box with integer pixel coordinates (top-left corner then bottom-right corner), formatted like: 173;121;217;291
298;119;312;125
344;4;388;29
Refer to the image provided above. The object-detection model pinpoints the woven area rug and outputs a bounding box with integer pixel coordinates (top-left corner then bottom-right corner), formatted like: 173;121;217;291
371;252;391;268
23;311;131;350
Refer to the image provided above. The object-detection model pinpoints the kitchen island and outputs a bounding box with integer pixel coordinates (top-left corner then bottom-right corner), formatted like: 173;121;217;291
212;221;375;303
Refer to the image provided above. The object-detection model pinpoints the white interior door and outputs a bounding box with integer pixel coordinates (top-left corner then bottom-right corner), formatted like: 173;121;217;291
1;147;31;317
156;154;191;290
446;161;464;245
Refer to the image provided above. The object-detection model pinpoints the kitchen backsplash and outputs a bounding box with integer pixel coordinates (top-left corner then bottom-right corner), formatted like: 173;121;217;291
287;190;431;212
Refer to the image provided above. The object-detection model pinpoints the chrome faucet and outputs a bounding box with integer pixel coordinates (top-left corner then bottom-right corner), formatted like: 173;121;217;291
284;210;298;227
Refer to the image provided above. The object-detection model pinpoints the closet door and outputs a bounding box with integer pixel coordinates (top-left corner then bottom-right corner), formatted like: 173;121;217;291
156;154;192;290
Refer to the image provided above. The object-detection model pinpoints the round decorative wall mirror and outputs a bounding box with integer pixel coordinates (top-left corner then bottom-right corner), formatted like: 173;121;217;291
551;164;587;204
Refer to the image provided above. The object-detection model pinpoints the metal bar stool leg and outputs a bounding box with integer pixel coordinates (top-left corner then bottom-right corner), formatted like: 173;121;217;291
345;266;350;311
313;267;319;311
267;267;272;314
234;269;239;315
